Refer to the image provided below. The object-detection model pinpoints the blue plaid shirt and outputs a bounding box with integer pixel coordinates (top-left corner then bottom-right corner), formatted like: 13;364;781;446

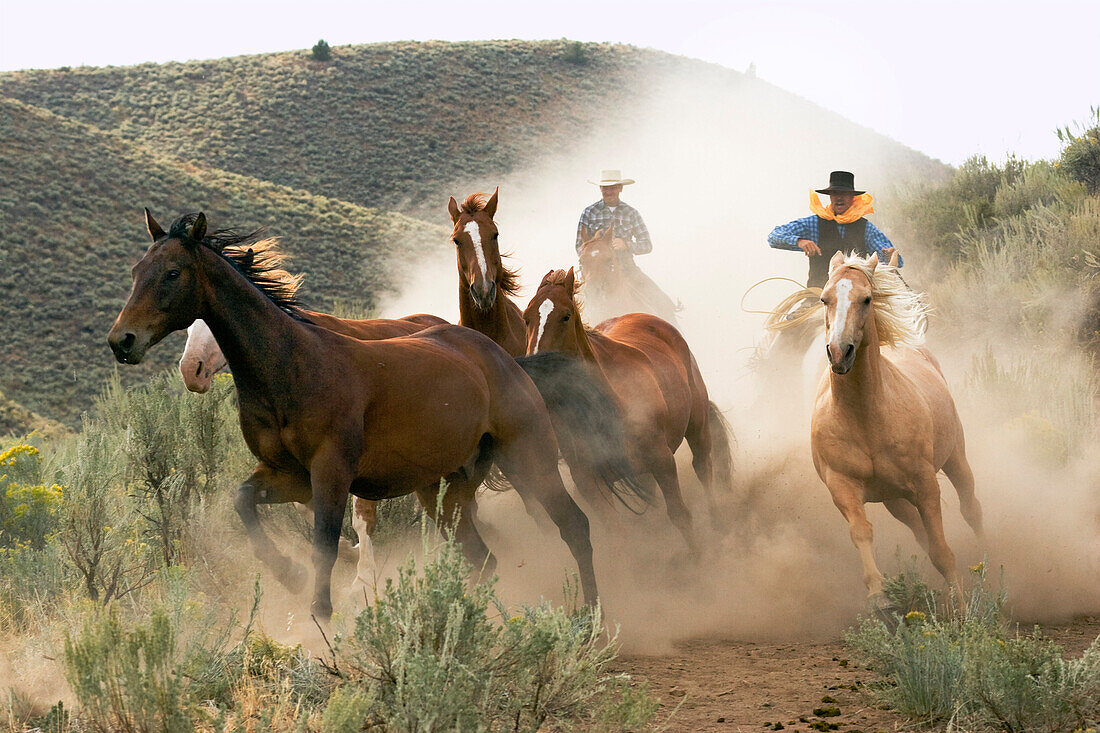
575;200;652;255
768;216;902;266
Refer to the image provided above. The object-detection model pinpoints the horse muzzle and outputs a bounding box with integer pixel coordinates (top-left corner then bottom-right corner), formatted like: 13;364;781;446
827;341;856;374
471;281;497;311
108;329;149;364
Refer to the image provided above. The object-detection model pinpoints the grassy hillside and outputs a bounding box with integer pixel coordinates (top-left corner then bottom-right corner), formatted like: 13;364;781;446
0;97;447;425
0;40;945;222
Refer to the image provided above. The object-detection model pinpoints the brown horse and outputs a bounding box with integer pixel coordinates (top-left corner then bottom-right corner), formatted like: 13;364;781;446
812;251;983;611
577;225;681;326
109;210;600;618
449;190;647;507
449;189;527;357
523;268;734;553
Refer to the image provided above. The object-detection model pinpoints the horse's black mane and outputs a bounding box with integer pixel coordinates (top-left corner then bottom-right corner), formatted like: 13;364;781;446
169;213;308;319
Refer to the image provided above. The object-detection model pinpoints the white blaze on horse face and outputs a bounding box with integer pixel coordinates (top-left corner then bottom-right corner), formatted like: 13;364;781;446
831;278;854;347
533;298;555;354
463;221;488;287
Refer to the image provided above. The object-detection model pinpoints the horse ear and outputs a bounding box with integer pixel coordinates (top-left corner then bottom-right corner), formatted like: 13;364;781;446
483;187;499;218
448;196;461;224
888;249;899;268
866;252;879;272
540;269;555;286
189;212;207;242
605;223;614;240
565;266;576;292
241;247;255;268
144;208;165;241
828;250;846;274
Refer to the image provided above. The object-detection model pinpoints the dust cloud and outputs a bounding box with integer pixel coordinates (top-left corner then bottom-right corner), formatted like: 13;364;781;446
376;62;1100;649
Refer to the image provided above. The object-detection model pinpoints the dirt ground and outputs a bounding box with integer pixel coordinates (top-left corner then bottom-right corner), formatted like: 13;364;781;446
615;616;1100;732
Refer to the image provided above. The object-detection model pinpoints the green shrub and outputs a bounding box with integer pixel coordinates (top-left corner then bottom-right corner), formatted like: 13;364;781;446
848;566;1100;731
563;40;589;65
0;442;63;549
1057;107;1100;193
335;528;656;731
312;39;332;62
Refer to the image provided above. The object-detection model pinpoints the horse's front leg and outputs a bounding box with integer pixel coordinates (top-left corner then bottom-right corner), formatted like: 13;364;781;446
307;444;356;620
234;463;313;592
825;473;889;608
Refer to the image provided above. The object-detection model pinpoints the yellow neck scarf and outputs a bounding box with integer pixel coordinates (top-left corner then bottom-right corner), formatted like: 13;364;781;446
809;190;874;224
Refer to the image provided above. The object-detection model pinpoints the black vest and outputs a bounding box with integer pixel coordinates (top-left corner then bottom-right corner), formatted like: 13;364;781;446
808;217;869;288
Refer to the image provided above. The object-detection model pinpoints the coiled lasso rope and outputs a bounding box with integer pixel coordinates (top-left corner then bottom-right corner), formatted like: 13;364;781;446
740;277;824;333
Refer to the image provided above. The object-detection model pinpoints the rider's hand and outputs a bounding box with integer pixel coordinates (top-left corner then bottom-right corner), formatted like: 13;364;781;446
797;239;821;257
611;238;629;252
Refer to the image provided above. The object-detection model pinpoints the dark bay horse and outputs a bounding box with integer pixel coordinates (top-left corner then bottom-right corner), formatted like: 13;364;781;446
524;268;734;554
108;210;599;618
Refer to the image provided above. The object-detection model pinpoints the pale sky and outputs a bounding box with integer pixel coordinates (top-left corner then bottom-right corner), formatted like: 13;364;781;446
2;0;1097;166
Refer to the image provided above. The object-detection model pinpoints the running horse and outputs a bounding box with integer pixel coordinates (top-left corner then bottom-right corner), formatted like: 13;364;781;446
109;210;600;619
450;189;526;357
524;268;734;554
178;312;446;596
577;225;681;326
812;251;983;611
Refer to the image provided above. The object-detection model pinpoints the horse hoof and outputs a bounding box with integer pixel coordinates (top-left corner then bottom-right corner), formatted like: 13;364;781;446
869;593;899;629
311;599;333;621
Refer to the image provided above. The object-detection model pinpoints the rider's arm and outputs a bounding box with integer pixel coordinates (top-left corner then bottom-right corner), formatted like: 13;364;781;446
627;210;653;255
864;222;902;266
575;218;587;254
768;216;818;251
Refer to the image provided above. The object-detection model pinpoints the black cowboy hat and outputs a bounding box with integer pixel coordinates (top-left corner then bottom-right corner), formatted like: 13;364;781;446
815;171;866;196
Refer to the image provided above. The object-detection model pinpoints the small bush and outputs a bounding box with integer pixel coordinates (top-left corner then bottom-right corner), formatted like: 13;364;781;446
312;39;332;62
848;566;1100;731
1057;107;1100;193
335;528;656;731
563;41;589;65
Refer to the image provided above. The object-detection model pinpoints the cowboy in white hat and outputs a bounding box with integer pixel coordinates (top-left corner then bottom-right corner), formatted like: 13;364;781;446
575;169;652;256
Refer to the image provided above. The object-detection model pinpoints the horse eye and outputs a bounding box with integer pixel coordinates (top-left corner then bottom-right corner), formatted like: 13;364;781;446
863;297;871;305
166;270;181;281
453;238;461;247
562;314;570;322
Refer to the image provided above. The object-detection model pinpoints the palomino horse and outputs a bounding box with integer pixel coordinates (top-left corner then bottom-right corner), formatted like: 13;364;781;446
524;268;734;554
109;210;600;619
449;189;526;357
812;251;983;611
178;312;447;596
577;225;681;326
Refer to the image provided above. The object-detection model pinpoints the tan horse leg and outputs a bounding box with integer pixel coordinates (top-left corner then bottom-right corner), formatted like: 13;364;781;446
349;498;378;600
883;498;930;551
912;484;966;612
829;481;888;605
942;447;985;542
234;463;313;593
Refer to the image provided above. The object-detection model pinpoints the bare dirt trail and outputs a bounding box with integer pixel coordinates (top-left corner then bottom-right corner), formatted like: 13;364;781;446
616;616;1100;732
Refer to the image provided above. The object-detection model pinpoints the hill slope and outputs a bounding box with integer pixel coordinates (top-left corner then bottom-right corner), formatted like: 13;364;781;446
0;41;946;222
0;97;447;424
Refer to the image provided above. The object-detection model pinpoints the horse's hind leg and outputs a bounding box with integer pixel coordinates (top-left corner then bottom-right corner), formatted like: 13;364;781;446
650;448;702;557
942;441;984;541
349;498;379;600
416;479;497;579
883;498;930;551
234;463;313;593
685;401;732;530
493;443;598;605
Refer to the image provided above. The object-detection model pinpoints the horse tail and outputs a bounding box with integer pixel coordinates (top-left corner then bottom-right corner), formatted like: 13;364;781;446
516;352;653;513
706;400;736;491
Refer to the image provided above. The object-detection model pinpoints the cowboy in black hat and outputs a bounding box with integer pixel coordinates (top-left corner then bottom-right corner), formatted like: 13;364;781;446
768;171;900;289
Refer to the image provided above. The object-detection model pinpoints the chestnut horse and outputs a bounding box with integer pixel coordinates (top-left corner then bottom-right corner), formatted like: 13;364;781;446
448;190;646;507
449;189;526;356
109;210;599;618
812;251;983;611
577;225;680;326
178;312;446;596
524;268;734;554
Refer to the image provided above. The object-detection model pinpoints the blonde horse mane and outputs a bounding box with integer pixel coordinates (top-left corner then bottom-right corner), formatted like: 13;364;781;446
836;253;929;347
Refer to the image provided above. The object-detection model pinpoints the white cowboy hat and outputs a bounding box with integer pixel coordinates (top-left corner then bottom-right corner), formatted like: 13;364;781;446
587;169;635;186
